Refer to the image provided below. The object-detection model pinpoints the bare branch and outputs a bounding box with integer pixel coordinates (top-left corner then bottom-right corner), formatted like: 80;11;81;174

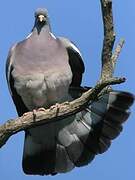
100;0;115;80
111;39;125;73
0;77;125;148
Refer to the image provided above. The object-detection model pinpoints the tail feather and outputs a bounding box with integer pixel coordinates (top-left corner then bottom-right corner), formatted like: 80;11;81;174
102;119;123;139
58;128;95;167
105;105;130;123
22;131;57;175
58;128;85;165
22;89;134;175
107;91;134;109
55;144;74;173
98;135;111;153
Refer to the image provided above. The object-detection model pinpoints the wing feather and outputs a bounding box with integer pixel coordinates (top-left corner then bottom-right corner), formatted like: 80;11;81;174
59;37;85;87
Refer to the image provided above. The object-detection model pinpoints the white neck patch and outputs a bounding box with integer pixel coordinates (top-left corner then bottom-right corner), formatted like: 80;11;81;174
49;32;56;39
25;32;32;39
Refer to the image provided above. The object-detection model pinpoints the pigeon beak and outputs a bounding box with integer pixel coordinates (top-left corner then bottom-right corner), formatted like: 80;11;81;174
38;15;46;22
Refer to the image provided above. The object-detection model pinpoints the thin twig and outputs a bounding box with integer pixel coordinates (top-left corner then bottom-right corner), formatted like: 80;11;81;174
111;39;125;73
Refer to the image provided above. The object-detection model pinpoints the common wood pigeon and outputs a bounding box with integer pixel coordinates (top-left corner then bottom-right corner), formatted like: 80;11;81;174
6;8;134;175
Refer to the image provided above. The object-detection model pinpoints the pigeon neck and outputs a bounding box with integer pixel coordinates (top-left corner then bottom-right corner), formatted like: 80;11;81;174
32;23;51;35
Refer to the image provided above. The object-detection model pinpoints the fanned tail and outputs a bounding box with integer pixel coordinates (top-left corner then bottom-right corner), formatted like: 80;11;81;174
22;88;134;175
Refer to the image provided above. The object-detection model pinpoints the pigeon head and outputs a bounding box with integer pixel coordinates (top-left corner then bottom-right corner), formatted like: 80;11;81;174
33;8;51;33
35;8;48;23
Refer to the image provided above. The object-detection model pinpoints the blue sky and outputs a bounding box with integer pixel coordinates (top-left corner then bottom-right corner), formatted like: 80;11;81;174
0;0;135;179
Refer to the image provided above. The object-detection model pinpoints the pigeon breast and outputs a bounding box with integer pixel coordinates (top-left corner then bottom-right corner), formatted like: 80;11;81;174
11;32;72;110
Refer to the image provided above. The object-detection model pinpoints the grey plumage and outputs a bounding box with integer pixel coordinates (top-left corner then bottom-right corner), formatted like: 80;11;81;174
6;8;134;176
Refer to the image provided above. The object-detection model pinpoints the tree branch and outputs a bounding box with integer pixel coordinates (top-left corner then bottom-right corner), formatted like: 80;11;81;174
100;0;115;80
0;77;125;148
